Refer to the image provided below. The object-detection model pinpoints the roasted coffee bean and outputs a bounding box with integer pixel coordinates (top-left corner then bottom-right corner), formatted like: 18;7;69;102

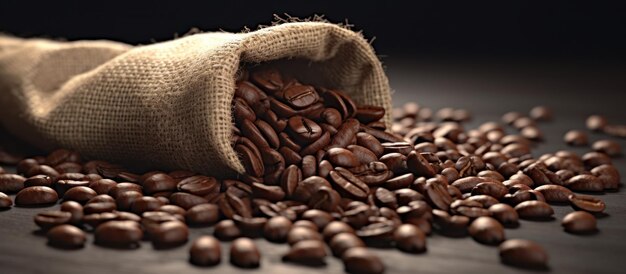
450;200;491;219
452;177;485;193
425;180;453;211
586;115;608;131
356;105;385;124
150;221;189;248
114;190;143;211
467;195;499;208
514;201;554;220
0;192;12;208
469;216;505;245
342;247;385;274
534;185;573;204
563;130;588;146
232;215;267;238
130;196;163;215
189;236;221;266
142;173;177;194
499;239;548;269
54;179;90;197
301;209;334;231
432;209;470;237
95;220;143;248
407;151;436;177
109;182;142;199
263;216;293;243
471;182;508;200
34;210;71;230
568;194;606;213
23;175;54;188
523;162;561;186
282;84;319;109
185;204;219;226
292;176;332;203
235;144;265;178
16;158;40;174
308;186;340;212
284;240;328;266
63;186;97;204
488;203;519;227
562;211;597;234
330;168;369;200
230;237;261;268
59;201;83;224
0;174;26;193
252;183;285;202
281;165;301;197
322;221;355;242
393;224;426;253
286;115;323;144
591;164;620;190
384;173;414;190
82;212;118;228
592;139;622;157
328;232;365;258
287;226;323;246
293;220;319;231
158;204;186;216
327;148;360;168
169;192;208;210
83;201;116;214
15;186;58;206
565;174;604;192
214;219;241;241
88;179;117;195
374;187;398;209
47;224;86;249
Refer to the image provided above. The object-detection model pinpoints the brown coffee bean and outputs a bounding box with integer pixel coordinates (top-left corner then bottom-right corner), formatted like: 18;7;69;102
184;203;219;226
263;216;293;243
130;196;163;214
586;115;607;131
15;186;58;206
562;211;597;234
282;239;327;265
514;200;554;220
393;224;426;253
329;168;369;200
252;183;286;202
469;216;505;245
235;143;265;178
250;67;283;92
565;174;604;192
301;209;333;231
592;139;622;157
169;192;208;210
189;236;221;266
230;237;261;268
488;203;519;227
87;179;117;195
292;176;332;203
342;247;385;274
0;174;26;193
59;201;83;224
568;194;606;213
115;190;143;211
308;186;341;212
151;221;189;248
563;130;588;146
95;220;143;248
534;185;573;204
286;115;322;144
34;210;71;230
82;212;118;228
499;239;548;269
471;182;508;200
142;173;177;194
326;148;360;168
214;219;241;241
355;105;385;124
425;180;453;211
287;226;323;246
407;151;436;177
591;164;620;190
0;192;12;208
47;224;86;249
282;84;319;109
23;175;54;188
63;186;97;204
83;201;116;214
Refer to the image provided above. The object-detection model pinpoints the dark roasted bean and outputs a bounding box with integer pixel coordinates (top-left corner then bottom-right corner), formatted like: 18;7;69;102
95;220;143;248
568;194;606;213
562;211;597;234
230;237;261;268
469;216;505;245
15;186;58;206
0;174;26;193
514;201;554;220
342;247;385;274
189;236;221;266
47;224;86;249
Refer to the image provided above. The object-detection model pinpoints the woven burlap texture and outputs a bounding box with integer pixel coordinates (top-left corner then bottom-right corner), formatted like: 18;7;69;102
0;22;392;176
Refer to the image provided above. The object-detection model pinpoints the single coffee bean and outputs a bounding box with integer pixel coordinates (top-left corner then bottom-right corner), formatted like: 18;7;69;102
115;190;143;211
591;164;620;190
287;226;323;246
329;232;365;258
565;174;604;192
26;165;60;179
342;247;385;274
329;168;369;200
83;201;116;214
592;139;622;157
282;84;319;109
47;224;86;249
130;196;163;215
393;224;426;253
185;203;219;226
287;115;322;144
189;236;221;266
169;192;208;210
322;221;355;242
283;239;327;265
0;192;12;208
263;216;293;243
568;194;606;213
177;175;219;196
562;211;597;234
563;130;588;146
95;220;143;248
425;180;453;211
356;132;384;157
514;200;554;220
151;221;189;248
235;144;265;178
230;237;261;268
82;212;118;228
60;201;83;224
301;209;334;230
586;115;607;131
23;175;54;188
534;185;573;204
469;216;505;245
0;174;26;193
142;173;177;194
88;179;117;195
499;239;548;269
330;118;360;148
15;186;58;206
34;210;72;230
108;182;142;199
16;158;40;174
488;203;519;227
63;186;97;204
214;219;241;241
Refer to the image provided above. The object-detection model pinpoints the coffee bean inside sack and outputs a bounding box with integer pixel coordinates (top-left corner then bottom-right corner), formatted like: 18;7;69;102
0;65;622;273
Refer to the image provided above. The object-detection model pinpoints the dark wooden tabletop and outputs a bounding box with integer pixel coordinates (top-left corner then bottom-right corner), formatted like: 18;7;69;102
1;58;625;274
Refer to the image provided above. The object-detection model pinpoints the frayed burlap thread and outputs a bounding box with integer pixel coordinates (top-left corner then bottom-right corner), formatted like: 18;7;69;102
0;22;392;177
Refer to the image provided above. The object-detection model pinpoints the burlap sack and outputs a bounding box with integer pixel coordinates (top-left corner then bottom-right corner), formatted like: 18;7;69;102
0;22;392;177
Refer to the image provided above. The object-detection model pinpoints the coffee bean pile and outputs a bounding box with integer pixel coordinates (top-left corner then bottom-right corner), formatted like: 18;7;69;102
0;67;622;273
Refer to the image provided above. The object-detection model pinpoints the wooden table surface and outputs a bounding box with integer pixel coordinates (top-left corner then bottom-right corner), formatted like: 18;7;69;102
1;59;626;274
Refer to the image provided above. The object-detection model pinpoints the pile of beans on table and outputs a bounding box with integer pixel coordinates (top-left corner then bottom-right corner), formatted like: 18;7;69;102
0;66;622;274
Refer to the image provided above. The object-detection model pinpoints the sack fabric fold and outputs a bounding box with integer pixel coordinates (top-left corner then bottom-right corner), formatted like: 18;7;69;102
0;22;392;176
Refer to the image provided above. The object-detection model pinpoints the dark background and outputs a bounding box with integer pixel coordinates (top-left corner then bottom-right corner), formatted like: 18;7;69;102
1;0;626;62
